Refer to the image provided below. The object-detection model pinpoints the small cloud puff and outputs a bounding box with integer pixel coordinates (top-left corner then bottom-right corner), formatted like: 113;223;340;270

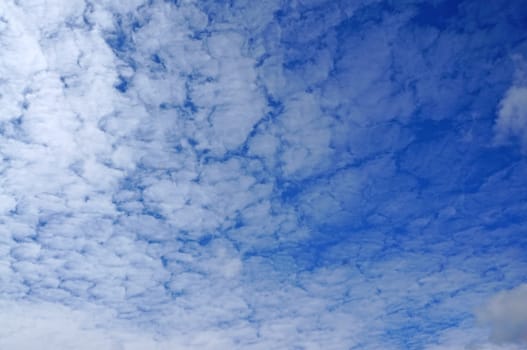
494;55;527;153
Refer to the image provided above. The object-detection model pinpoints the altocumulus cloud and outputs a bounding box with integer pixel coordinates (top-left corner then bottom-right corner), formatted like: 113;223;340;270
0;0;526;349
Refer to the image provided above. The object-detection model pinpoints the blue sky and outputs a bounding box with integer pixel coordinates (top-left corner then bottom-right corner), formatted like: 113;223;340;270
0;0;526;349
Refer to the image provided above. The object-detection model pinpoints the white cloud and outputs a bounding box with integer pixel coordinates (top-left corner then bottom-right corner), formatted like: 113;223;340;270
477;284;527;345
425;284;527;350
494;55;527;152
0;299;199;350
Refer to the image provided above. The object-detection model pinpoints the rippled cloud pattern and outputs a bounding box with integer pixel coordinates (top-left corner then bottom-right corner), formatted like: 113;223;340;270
0;0;526;349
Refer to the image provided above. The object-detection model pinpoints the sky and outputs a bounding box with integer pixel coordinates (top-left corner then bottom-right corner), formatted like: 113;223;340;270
0;0;526;349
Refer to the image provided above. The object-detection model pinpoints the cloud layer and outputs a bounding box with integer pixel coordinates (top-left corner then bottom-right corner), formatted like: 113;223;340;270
0;0;526;348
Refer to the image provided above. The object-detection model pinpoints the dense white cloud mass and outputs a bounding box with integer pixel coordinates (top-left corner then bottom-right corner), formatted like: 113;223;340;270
477;284;527;345
0;301;147;350
0;0;526;349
